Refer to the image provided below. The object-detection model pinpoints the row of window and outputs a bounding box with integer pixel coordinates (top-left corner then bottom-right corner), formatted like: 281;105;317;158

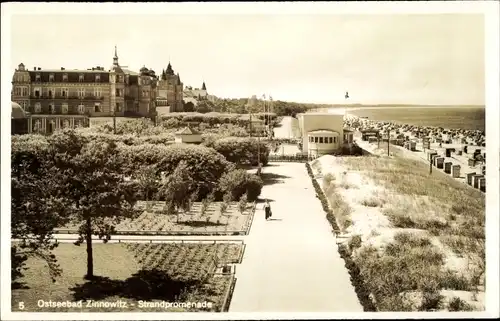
309;136;338;144
32;119;85;132
31;87;103;98
31;102;98;114
33;74;154;84
29;88;151;98
29;102;146;114
35;73;101;83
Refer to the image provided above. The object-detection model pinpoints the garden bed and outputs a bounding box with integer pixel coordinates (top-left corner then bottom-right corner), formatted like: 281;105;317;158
55;201;256;236
11;242;244;312
307;154;485;311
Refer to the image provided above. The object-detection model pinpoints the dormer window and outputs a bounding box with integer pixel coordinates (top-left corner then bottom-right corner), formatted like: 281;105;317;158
79;74;84;82
95;74;101;82
62;73;68;82
35;73;41;82
49;74;54;82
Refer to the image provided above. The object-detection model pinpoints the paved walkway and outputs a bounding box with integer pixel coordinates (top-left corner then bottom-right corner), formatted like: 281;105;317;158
229;162;363;312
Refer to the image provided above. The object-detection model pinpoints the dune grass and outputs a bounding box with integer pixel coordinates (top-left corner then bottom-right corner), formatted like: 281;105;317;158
319;155;485;311
322;173;353;232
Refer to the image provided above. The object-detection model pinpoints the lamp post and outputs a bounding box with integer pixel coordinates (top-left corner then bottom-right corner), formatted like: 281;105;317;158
113;105;117;134
387;129;390;156
247;95;262;176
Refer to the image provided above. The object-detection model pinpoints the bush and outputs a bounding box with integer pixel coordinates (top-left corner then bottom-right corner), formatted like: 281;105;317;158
206;137;270;166
448;297;473;311
118;143;234;200
217;169;263;202
419;289;444;311
348;235;363;252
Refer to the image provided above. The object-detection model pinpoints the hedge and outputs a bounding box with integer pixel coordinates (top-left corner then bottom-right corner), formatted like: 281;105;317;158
305;162;377;312
205;137;270;166
217;169;263;202
159;112;250;127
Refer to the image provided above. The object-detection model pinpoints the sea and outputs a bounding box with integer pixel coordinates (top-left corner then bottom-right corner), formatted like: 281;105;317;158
326;106;485;132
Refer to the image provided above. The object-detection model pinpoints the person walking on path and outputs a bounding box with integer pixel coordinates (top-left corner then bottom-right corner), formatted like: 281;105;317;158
264;199;272;220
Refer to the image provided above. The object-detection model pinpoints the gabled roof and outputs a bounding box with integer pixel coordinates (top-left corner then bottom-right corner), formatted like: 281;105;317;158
175;126;201;135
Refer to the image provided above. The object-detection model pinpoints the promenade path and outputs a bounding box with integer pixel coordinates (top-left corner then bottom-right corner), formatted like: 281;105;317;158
229;162;362;312
229;116;362;312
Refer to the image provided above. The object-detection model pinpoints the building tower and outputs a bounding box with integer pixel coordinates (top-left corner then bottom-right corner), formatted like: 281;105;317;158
110;46;125;116
157;61;183;112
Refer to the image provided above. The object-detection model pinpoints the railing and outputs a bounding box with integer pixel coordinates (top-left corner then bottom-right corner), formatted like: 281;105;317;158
38;237;246;245
268;154;317;162
52;228;247;236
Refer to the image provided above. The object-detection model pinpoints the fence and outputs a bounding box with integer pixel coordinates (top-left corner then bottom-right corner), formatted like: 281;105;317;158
221;276;237;312
268;154;317;163
52;228;248;236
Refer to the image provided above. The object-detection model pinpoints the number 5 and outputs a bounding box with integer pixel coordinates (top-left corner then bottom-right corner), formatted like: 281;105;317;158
18;302;25;310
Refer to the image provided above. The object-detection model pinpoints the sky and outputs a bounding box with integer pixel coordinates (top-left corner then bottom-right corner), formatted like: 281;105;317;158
9;13;485;105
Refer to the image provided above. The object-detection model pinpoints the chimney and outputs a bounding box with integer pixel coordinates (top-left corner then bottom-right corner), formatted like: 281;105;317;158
61;67;65;70
38;67;41;70
34;67;36;70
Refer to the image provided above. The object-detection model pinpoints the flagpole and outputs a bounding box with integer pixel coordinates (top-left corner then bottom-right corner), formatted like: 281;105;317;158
257;94;264;176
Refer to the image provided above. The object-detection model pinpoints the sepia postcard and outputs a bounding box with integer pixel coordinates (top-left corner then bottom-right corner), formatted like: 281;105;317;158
1;1;499;320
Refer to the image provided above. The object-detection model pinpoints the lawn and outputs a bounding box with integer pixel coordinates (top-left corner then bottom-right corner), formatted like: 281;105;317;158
311;154;485;311
12;242;243;312
55;201;255;236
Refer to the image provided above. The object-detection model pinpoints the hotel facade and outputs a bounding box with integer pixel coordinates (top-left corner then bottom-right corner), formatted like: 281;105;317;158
11;47;184;134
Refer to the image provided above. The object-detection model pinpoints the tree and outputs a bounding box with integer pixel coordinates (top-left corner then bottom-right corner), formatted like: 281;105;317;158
218;169;263;202
11;136;70;284
195;100;215;114
159;161;195;223
48;130;139;280
238;193;248;215
208;137;270;166
137;165;160;203
201;193;215;219
220;193;231;230
184;101;195;112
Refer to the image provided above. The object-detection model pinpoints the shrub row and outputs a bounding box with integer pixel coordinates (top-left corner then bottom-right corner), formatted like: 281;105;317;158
12;131;263;203
80;128;267;168
204;137;270;166
304;162;377;312
305;163;341;233
159;112;252;127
